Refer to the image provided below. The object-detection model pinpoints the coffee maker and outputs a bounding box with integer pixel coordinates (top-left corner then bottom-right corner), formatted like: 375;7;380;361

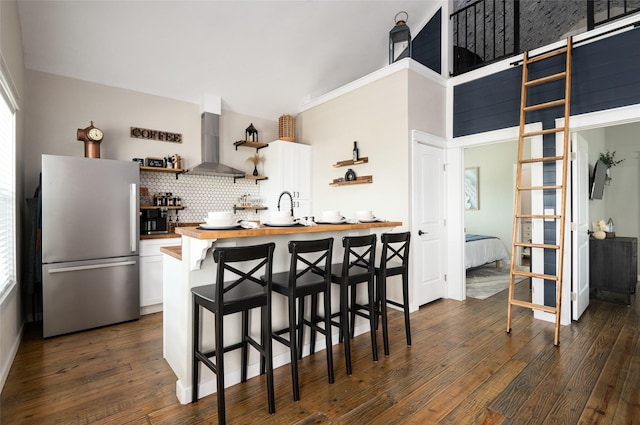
140;209;168;234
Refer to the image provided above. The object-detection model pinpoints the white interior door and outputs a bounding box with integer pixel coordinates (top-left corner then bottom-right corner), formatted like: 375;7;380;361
571;133;590;320
413;141;446;306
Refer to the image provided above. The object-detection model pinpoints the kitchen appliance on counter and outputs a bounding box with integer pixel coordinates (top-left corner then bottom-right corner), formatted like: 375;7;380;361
41;154;140;338
141;209;168;234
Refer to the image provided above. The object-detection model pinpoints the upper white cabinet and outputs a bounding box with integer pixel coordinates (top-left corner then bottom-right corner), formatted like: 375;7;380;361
260;140;312;219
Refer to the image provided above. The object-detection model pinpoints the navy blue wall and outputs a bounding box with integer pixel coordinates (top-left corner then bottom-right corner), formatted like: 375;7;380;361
412;8;442;74
453;27;640;138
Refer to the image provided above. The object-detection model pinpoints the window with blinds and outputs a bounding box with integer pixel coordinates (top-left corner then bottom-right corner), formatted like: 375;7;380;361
0;93;15;298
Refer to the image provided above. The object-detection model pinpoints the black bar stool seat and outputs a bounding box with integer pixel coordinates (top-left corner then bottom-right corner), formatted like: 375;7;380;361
375;232;412;356
269;237;334;401
191;242;276;425
329;234;377;375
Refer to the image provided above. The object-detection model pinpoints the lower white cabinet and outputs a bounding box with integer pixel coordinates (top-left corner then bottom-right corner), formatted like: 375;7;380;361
140;238;180;314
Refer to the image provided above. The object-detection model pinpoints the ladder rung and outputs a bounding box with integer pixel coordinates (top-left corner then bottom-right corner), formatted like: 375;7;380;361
518;185;563;191
514;242;560;250
525;46;568;64
513;270;560;282
524;99;566;112
522;128;566;138
517;214;561;220
509;298;558;314
520;155;565;164
525;71;567;87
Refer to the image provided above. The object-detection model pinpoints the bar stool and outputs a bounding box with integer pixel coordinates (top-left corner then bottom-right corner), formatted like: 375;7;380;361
329;234;377;375
191;242;276;425
376;232;411;356
269;237;334;401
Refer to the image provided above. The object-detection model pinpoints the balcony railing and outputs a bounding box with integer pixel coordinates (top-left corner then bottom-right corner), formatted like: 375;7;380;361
587;0;640;29
450;0;520;76
450;0;640;75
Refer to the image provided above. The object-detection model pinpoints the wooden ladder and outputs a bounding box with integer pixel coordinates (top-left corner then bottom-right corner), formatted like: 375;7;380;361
506;37;573;346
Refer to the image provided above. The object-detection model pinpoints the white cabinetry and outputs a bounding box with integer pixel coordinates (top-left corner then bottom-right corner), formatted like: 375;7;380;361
140;238;180;314
260;140;312;219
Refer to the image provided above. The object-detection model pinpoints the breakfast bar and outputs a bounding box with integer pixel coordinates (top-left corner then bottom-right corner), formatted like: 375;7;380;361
162;221;403;404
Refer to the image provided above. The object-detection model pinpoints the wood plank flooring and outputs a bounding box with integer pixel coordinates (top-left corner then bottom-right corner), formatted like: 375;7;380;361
2;281;640;424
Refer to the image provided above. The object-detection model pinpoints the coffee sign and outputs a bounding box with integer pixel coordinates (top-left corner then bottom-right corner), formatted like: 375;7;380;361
130;127;182;143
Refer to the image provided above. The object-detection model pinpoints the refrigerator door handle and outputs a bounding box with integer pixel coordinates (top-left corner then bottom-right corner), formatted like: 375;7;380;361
130;183;137;253
48;260;137;274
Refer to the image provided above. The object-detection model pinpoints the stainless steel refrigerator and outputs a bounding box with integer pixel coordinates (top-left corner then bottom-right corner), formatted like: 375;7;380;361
41;154;140;338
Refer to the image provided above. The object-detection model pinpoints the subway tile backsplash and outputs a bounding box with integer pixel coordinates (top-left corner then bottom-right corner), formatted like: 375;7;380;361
140;170;261;223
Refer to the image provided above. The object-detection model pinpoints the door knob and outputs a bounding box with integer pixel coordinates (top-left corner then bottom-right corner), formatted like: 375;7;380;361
418;230;427;236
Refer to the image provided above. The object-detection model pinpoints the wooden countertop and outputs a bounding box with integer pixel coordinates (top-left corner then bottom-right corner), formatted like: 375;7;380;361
160;245;182;260
175;221;403;240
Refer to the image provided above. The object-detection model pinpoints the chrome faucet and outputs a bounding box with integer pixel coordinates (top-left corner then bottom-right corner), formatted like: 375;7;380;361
277;191;294;217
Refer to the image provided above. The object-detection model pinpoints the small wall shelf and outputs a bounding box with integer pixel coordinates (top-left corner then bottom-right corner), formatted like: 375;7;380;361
332;157;369;168
139;166;185;179
233;205;268;214
329;175;373;186
140;205;186;210
234;140;269;151
235;175;268;184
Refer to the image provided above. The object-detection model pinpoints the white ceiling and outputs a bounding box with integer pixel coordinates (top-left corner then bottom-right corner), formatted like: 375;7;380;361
17;1;437;120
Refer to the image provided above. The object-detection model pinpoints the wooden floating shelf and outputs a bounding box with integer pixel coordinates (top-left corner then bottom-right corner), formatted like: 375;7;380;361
333;157;369;168
329;175;373;186
235;175;268;184
139;166;184;173
140;205;186;210
233;205;268;213
234;140;269;150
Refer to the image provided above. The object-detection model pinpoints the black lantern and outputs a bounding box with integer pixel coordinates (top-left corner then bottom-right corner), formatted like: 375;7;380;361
245;123;258;142
389;11;411;64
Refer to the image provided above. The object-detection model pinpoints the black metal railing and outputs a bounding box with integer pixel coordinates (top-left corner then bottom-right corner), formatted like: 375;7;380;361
587;0;640;29
450;0;520;75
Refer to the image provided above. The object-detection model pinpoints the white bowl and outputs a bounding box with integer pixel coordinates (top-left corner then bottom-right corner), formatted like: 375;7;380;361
208;211;234;221
321;210;342;222
269;214;295;225
205;211;236;226
270;210;293;219
355;210;374;221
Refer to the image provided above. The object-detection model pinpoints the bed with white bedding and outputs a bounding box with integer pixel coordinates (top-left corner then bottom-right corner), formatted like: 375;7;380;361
465;234;510;269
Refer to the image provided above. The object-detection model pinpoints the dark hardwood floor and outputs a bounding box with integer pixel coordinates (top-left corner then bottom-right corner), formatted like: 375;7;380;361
2;280;639;424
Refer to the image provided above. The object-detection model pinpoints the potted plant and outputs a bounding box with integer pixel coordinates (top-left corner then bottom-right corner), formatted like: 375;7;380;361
599;150;624;168
599;151;624;182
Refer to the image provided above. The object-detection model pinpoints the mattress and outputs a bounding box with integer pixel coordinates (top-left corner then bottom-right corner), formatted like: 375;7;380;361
465;234;510;269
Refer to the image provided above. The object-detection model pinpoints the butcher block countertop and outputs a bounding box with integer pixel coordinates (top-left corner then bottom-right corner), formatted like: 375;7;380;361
162;221;403;261
159;245;182;260
175;221;403;240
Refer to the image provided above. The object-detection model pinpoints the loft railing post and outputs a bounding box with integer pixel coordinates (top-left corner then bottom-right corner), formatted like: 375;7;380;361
513;0;520;54
587;0;594;30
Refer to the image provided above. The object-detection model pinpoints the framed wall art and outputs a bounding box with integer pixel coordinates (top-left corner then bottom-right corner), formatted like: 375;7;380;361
465;167;479;210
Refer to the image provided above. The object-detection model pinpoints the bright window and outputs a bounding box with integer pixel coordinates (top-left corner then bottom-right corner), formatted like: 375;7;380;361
0;90;16;298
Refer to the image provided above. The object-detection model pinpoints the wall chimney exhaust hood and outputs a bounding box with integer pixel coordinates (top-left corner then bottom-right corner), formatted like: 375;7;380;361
188;111;246;178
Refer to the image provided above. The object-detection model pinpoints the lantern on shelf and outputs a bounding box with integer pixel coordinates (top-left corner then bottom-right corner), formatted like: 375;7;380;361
389;11;411;64
245;123;258;142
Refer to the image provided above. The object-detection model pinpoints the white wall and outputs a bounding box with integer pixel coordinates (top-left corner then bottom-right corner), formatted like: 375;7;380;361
23;70;278;195
601;124;640;238
464;141;517;251
297;70;410;222
1;0;25;391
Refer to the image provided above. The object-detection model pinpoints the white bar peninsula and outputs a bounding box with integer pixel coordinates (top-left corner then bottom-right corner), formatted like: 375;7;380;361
162;221;403;404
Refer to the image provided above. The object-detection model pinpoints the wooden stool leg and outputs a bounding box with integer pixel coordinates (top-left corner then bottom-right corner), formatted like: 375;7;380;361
379;272;390;356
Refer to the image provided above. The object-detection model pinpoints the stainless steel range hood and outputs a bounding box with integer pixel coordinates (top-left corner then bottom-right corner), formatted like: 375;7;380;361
188;112;245;177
